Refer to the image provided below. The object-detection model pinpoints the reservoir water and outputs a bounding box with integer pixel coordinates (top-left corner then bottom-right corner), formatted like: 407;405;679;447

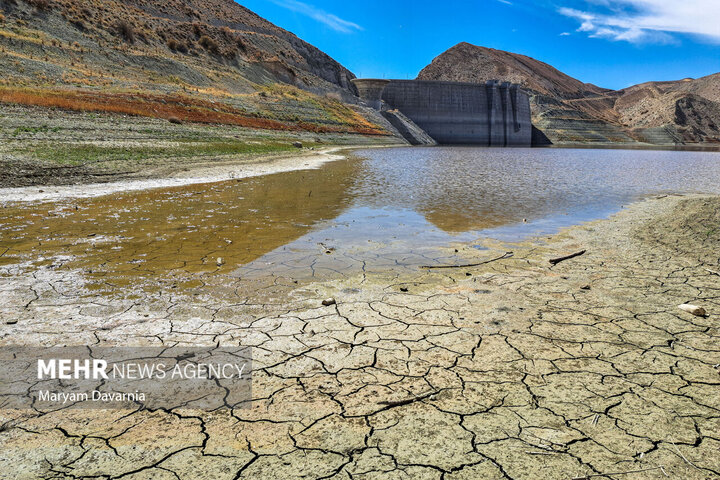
2;147;720;290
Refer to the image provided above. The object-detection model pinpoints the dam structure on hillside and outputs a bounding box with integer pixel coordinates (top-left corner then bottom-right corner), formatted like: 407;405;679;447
353;79;532;146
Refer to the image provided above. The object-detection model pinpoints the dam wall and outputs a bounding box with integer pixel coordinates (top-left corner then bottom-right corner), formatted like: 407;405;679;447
487;80;505;146
352;79;390;110
352;78;532;146
507;83;533;146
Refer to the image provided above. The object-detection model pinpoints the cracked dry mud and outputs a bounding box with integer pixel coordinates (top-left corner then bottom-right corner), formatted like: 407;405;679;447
1;194;720;479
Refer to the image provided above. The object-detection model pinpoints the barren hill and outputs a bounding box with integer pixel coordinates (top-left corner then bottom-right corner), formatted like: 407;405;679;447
419;42;720;145
0;0;389;135
418;42;608;99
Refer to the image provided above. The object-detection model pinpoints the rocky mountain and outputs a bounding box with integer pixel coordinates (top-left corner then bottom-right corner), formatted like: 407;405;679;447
418;42;608;99
419;42;720;145
0;0;356;92
0;0;390;135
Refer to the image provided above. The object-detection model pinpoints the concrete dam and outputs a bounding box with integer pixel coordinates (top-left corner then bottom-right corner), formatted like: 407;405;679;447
353;79;532;146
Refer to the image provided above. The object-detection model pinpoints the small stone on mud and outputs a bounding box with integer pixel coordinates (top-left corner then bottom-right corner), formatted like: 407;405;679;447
322;298;336;306
216;257;224;266
679;304;707;316
292;141;303;148
581;285;591;290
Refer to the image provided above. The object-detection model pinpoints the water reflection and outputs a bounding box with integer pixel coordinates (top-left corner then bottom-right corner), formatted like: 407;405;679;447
0;158;362;286
236;146;720;281
3;146;720;291
352;147;720;233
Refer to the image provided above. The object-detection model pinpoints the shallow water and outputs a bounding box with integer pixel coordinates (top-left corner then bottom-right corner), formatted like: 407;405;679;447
2;146;720;291
351;147;720;235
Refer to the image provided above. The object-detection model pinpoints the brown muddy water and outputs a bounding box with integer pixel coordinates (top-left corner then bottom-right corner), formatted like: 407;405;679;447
2;146;720;294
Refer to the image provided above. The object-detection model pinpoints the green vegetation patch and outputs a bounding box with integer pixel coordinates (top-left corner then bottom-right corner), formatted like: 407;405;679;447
13;125;61;136
25;139;304;166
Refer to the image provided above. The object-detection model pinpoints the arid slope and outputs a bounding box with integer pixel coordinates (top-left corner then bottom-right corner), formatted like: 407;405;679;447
0;0;390;136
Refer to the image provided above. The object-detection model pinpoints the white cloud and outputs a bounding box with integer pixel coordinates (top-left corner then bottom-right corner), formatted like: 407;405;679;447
269;0;363;33
559;1;720;43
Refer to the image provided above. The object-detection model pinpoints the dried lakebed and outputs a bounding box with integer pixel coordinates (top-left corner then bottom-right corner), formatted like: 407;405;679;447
1;147;720;479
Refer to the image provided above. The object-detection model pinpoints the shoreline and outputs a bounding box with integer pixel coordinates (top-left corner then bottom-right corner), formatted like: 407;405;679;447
545;142;720;152
0;146;362;204
5;140;720;205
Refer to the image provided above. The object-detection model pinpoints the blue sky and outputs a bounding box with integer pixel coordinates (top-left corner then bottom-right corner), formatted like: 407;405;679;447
238;0;720;90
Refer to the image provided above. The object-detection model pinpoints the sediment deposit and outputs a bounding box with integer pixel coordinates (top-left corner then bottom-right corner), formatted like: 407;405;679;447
0;104;400;190
1;194;719;479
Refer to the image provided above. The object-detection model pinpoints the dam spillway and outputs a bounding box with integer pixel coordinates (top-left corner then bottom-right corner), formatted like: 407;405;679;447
353;79;532;146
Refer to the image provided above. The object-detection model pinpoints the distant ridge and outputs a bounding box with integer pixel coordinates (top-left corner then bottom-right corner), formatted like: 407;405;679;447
418;42;608;99
418;42;720;145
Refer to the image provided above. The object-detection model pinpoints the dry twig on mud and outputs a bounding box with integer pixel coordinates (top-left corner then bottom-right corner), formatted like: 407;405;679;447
671;441;699;469
420;251;514;269
572;466;667;479
549;250;586;266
